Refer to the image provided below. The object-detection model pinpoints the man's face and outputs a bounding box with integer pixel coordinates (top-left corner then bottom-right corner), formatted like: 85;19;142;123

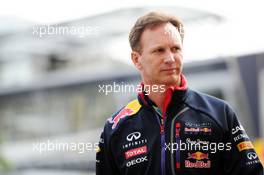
131;22;183;87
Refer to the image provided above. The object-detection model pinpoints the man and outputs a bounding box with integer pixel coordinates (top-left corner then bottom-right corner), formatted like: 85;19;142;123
96;11;263;175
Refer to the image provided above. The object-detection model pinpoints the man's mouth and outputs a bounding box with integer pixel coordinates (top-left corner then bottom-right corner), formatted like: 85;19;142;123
161;68;178;73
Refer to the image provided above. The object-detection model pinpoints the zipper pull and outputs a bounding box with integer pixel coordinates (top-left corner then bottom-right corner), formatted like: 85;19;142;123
160;125;164;134
175;122;181;137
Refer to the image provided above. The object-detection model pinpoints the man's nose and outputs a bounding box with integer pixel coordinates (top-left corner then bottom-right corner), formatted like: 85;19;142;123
164;51;175;64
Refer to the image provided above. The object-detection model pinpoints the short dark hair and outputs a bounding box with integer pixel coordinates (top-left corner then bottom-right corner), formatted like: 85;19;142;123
129;11;184;53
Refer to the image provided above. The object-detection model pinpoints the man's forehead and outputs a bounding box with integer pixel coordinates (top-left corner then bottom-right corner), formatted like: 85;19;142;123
162;23;181;37
141;23;182;45
147;22;180;33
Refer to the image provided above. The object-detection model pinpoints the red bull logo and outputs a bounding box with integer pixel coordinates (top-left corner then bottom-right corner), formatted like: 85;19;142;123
108;100;141;129
184;127;212;134
185;151;211;168
185;160;211;168
200;127;211;133
109;108;134;129
187;151;209;160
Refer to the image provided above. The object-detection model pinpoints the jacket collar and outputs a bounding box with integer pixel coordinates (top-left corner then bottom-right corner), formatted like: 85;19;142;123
138;74;188;114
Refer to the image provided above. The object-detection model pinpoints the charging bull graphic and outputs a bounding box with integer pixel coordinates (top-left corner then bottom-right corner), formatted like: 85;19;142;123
108;100;141;129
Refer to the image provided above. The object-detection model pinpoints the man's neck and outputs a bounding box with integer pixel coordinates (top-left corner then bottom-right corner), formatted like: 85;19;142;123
147;82;181;113
148;90;167;112
143;78;182;112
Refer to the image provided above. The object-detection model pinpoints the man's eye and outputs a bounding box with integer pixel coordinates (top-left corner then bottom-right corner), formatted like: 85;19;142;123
171;47;180;52
154;48;164;53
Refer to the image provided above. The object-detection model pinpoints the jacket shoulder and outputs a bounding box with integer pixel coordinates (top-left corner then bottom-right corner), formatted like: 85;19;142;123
186;89;227;108
186;89;233;130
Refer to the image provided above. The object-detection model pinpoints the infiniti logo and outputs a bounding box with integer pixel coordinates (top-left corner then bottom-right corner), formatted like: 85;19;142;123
247;152;257;160
127;132;141;141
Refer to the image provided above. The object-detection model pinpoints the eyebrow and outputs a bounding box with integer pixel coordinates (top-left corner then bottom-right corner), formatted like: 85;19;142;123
150;43;182;50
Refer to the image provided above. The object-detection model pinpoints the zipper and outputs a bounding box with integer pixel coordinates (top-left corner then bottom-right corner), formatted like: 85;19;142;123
154;110;166;175
153;88;183;175
170;107;189;175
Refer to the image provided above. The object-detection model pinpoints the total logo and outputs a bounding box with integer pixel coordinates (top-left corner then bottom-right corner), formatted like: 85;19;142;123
126;156;148;167
125;146;147;159
185;151;211;168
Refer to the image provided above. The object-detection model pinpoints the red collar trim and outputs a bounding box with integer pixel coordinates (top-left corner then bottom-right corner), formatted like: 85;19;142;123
172;74;188;91
138;74;188;108
162;74;187;115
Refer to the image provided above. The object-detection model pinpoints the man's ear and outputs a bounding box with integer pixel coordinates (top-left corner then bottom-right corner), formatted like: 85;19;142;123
131;51;142;70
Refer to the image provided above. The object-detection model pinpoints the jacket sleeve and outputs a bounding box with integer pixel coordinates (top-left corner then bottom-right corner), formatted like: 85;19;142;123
96;125;120;175
222;106;264;175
